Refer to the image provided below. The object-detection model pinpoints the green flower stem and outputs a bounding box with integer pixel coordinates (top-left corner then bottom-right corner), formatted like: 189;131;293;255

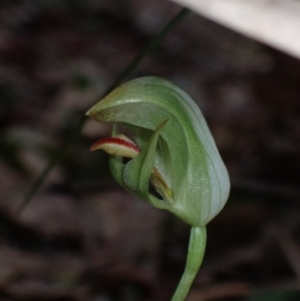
171;226;207;301
18;8;190;213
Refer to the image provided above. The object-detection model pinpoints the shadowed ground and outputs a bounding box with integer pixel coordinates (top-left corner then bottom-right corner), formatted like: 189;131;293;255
1;1;300;300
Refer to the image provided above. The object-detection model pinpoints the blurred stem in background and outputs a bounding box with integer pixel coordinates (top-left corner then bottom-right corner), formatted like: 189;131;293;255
19;7;190;212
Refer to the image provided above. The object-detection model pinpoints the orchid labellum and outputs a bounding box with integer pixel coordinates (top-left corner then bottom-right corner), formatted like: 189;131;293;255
86;77;230;301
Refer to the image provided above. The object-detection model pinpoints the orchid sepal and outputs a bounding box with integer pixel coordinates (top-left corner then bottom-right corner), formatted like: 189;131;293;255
122;120;170;207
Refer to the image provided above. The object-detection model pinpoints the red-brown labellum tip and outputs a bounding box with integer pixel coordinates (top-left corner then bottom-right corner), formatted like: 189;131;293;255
90;137;140;158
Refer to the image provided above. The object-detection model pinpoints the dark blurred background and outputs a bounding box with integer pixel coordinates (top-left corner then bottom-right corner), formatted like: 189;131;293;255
1;1;300;301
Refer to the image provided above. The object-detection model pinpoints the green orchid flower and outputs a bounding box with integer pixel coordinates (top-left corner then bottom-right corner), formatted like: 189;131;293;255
86;76;230;301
